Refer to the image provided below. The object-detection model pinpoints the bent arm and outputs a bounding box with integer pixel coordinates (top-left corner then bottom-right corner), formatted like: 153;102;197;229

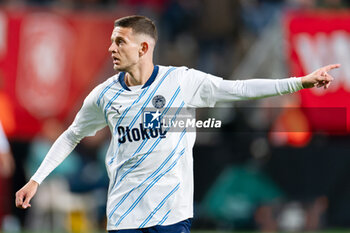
16;128;83;209
31;88;106;184
30;128;83;184
31;83;107;184
16;83;107;209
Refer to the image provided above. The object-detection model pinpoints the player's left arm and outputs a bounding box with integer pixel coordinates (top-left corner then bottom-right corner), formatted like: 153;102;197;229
231;63;342;99
208;63;341;106
178;64;340;107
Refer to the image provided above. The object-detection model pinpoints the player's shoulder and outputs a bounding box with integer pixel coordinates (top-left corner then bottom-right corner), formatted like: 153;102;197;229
158;65;191;71
84;74;120;104
97;74;120;91
157;65;196;78
89;74;120;95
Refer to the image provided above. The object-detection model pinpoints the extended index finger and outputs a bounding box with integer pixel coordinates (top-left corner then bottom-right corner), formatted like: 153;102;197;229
323;64;341;72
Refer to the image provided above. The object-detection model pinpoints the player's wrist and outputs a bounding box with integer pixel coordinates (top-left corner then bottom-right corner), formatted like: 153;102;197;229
29;178;40;186
300;76;312;89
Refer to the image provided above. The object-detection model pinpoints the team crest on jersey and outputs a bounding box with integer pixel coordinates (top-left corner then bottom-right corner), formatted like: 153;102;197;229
152;95;166;109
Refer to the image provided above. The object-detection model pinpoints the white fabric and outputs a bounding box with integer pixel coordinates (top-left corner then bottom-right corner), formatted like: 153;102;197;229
0;122;10;154
31;130;81;183
128;85;142;91
31;65;303;230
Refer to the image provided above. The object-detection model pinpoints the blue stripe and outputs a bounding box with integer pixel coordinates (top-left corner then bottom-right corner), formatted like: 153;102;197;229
114;136;163;189
159;87;180;119
109;102;185;204
110;98;184;191
109;81;178;167
114;87;149;131
157;210;171;225
108;130;186;219
108;87;149;162
110;138;149;190
97;80;117;106
139;183;180;228
114;148;186;227
172;101;185;121
107;67;176;166
160;101;185;135
109;100;185;194
104;89;124;121
126;67;176;131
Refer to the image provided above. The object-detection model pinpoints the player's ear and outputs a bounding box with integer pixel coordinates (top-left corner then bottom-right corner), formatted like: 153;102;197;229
139;42;148;57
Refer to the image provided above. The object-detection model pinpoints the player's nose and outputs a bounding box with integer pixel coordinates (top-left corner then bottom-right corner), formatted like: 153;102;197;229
108;43;117;53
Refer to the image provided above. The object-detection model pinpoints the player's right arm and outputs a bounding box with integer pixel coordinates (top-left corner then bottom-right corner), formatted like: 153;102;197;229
15;85;107;209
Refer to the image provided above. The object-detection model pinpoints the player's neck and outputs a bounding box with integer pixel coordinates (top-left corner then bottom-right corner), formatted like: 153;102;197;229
125;62;154;87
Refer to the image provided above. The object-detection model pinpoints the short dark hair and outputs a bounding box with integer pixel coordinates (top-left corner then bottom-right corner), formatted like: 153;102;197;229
114;15;158;42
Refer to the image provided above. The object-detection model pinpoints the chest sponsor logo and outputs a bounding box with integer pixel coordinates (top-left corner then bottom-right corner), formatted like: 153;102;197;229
116;108;168;144
116;123;167;143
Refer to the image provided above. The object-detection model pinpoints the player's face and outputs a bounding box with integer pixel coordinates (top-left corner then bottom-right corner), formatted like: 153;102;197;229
109;27;141;71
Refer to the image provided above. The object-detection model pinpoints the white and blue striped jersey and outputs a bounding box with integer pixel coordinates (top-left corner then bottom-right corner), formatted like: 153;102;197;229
31;65;303;230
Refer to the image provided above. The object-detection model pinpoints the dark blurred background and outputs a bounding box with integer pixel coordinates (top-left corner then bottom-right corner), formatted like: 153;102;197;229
1;0;350;232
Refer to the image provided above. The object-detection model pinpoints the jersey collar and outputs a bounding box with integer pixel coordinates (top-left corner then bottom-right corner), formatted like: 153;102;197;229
118;65;159;91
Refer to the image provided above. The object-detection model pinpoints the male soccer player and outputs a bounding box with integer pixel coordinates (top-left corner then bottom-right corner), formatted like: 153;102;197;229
15;15;340;233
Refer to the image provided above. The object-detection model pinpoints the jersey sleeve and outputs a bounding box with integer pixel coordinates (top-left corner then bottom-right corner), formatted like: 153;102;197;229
31;87;107;184
68;86;107;138
178;67;304;107
178;67;219;107
30;129;80;184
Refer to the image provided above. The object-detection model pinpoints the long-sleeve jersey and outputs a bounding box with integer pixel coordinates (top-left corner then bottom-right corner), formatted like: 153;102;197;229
31;65;303;230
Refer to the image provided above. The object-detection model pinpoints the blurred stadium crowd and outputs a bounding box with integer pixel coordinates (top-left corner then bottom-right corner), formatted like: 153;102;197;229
1;0;350;233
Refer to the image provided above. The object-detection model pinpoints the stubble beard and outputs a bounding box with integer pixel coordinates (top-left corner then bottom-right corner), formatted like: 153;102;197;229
113;64;127;72
114;62;135;73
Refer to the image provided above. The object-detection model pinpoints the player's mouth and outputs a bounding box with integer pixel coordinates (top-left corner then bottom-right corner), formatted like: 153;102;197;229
112;56;120;64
